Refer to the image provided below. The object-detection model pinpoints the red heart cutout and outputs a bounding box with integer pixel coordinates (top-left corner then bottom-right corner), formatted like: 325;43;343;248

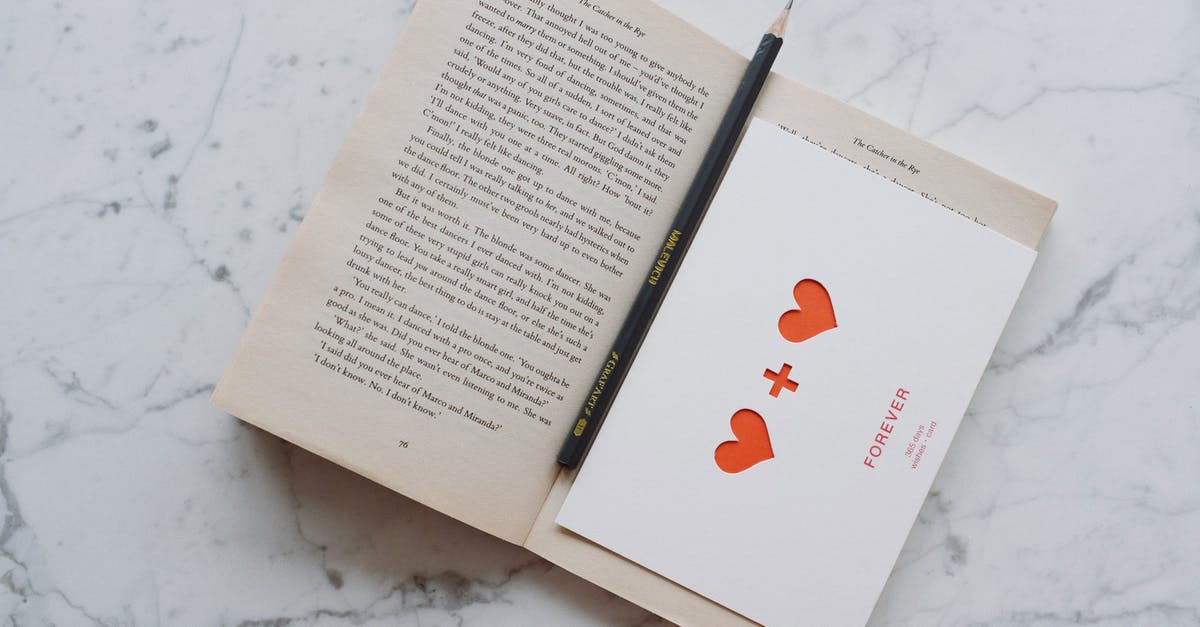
714;409;774;474
778;279;837;343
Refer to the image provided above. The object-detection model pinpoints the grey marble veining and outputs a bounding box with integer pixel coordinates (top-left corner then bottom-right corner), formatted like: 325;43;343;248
1;0;1197;624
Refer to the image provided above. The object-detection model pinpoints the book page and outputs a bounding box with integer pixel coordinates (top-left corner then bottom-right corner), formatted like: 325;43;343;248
755;78;1056;251
522;6;1054;626
212;0;743;543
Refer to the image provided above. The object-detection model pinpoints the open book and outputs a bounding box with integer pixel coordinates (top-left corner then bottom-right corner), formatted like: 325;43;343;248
212;0;1055;624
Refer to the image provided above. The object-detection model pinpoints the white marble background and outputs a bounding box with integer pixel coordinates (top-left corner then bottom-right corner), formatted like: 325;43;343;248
1;0;1197;624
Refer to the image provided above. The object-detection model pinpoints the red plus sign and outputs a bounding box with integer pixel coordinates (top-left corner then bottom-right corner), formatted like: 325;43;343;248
763;364;799;397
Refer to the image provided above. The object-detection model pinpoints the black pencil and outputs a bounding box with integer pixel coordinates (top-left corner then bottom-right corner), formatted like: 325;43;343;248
557;1;793;469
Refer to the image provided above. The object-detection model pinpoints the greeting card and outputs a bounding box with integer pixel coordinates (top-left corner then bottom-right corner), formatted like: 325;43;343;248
556;119;1037;626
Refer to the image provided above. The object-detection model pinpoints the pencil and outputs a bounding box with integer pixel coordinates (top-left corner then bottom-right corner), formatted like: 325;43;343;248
557;1;793;468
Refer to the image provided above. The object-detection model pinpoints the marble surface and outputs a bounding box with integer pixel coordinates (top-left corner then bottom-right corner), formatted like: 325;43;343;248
2;0;1197;624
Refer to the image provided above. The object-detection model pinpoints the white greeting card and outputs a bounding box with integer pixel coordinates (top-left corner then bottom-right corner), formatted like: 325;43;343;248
556;119;1036;626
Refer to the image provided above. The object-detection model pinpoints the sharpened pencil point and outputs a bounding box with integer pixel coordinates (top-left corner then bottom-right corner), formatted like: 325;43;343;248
769;2;793;38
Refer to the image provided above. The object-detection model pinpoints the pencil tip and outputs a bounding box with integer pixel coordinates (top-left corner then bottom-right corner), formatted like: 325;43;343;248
769;2;793;37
